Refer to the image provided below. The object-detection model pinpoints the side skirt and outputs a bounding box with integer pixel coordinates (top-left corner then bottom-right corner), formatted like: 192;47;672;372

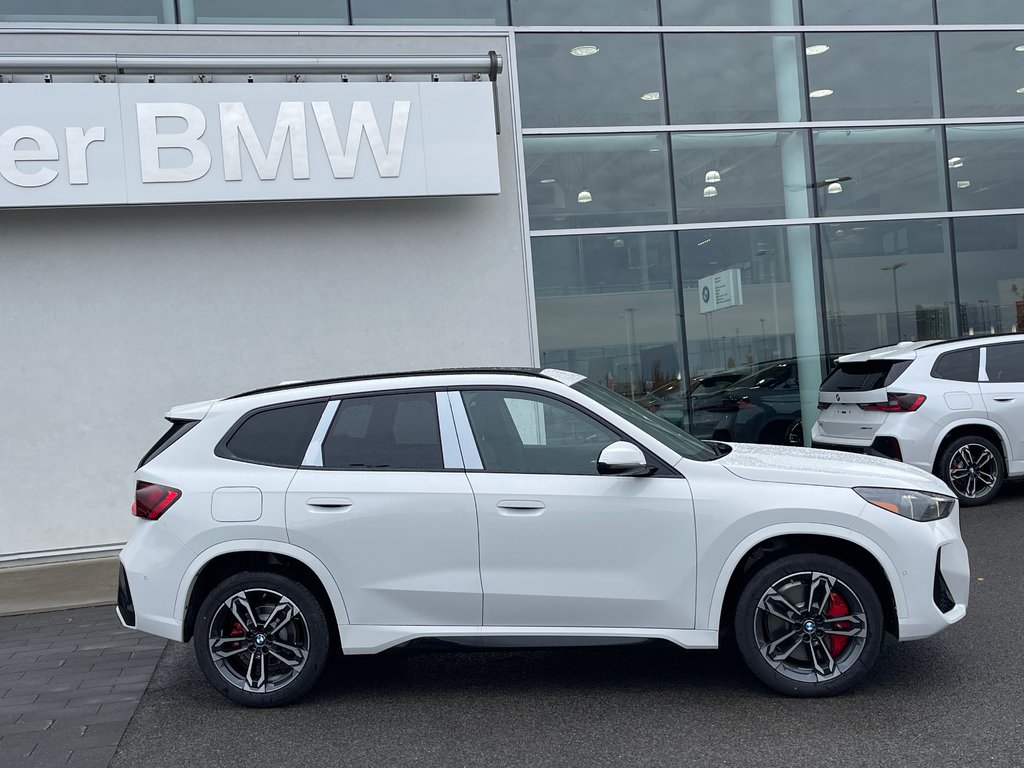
339;625;718;655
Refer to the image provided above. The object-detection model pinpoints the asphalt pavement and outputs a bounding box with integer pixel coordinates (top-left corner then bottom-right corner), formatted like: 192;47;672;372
109;481;1024;768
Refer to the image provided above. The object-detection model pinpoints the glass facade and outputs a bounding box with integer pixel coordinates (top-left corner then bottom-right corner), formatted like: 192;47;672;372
13;1;1024;446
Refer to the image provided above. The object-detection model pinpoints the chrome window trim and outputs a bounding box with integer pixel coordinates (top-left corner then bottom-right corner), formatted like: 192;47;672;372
301;399;339;468
436;391;464;469
523;117;1024;134
446;391;484;470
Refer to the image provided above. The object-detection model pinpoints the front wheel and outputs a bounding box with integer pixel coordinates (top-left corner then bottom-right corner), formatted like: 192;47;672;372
194;571;330;707
734;554;884;697
938;435;1005;506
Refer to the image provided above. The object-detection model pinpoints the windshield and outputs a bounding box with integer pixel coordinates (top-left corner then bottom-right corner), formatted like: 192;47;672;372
573;379;719;462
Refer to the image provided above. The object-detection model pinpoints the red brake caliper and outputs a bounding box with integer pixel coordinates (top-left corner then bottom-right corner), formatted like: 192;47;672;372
826;592;852;656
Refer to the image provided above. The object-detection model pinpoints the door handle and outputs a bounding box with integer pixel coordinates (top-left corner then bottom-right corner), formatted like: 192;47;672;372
306;497;353;511
497;500;545;516
993;397;1015;402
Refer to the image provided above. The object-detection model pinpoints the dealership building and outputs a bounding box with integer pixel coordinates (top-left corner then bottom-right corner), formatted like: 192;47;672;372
1;1;1023;564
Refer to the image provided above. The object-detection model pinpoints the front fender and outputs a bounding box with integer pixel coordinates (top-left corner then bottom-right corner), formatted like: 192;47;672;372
173;539;351;628
701;522;906;632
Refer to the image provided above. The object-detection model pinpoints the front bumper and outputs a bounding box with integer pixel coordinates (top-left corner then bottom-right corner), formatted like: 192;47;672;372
852;503;969;642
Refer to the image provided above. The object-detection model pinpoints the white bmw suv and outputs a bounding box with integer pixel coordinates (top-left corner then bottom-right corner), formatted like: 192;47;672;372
118;368;969;706
812;335;1024;506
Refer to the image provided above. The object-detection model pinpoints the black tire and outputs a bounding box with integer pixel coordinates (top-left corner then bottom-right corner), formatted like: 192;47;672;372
734;554;884;697
938;435;1005;507
194;571;330;707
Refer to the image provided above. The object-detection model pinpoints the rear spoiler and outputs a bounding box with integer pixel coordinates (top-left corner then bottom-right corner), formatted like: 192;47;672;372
165;398;219;421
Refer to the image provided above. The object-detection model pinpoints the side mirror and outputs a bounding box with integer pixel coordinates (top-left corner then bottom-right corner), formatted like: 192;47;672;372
597;441;655;476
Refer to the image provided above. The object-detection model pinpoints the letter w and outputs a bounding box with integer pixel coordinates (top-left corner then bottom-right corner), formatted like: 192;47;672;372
220;101;309;181
312;100;410;179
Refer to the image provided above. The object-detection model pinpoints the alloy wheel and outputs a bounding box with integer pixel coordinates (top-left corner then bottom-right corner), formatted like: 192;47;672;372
754;571;868;683
207;588;310;693
947;443;999;500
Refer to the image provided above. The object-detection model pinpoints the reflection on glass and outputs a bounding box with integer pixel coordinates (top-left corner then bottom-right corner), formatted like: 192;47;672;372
351;0;507;24
675;226;823;445
533;233;684;405
940;33;1024;119
805;34;939;120
665;34;805;125
802;0;933;24
947;125;1024;212
672;131;812;224
0;0;171;22
937;0;1024;24
517;34;666;129
952;216;1024;335
511;0;657;25
812;128;946;217
183;0;346;23
525;134;673;230
661;0;796;25
820;220;954;353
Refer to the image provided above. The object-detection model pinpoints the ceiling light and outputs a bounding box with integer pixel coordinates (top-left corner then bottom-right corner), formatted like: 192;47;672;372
612;238;625;248
810;89;834;98
957;180;971;189
1015;44;1024;52
648;147;661;152
827;181;843;194
948;157;964;168
698;239;711;247
577;189;593;204
1017;86;1024;94
806;44;830;56
570;45;599;57
704;170;721;184
641;91;661;101
703;185;718;199
539;178;555;184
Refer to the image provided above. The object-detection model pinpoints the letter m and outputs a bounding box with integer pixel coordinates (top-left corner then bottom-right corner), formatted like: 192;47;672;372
220;101;309;181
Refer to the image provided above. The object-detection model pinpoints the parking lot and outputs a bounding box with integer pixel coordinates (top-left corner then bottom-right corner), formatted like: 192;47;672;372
105;482;1024;768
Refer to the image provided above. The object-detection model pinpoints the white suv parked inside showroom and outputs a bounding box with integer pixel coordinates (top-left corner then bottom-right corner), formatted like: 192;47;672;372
812;335;1024;506
118;368;968;707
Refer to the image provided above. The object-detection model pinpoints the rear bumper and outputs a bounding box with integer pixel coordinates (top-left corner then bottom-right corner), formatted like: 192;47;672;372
811;432;904;462
118;520;192;642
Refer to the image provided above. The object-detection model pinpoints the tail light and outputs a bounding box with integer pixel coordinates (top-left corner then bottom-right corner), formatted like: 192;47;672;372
859;393;926;413
132;481;181;520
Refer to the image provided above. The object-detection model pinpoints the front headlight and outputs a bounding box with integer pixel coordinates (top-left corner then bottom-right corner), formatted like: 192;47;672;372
854;487;955;522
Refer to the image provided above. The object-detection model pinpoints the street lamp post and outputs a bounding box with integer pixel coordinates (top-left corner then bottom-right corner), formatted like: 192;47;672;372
881;262;908;342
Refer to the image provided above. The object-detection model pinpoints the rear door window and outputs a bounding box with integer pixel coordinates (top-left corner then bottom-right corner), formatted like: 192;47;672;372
931;348;980;382
321;392;444;470
986;343;1024;383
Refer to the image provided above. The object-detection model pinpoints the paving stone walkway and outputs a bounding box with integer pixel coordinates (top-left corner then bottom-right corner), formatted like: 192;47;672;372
0;606;165;767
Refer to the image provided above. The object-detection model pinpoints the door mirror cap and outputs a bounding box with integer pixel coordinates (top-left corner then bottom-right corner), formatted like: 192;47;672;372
597;441;655;476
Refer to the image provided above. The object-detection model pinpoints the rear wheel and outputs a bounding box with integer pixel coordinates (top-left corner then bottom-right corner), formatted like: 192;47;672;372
734;554;883;697
194;571;330;707
939;435;1004;506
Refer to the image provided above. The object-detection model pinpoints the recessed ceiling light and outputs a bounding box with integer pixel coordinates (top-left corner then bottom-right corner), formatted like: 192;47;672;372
1015;44;1024;52
570;45;599;57
648;147;661;152
810;89;834;98
1017;86;1024;94
948;157;964;168
641;91;661;101
703;185;718;199
957;180;971;189
704;170;721;184
806;44;830;56
539;178;555;184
